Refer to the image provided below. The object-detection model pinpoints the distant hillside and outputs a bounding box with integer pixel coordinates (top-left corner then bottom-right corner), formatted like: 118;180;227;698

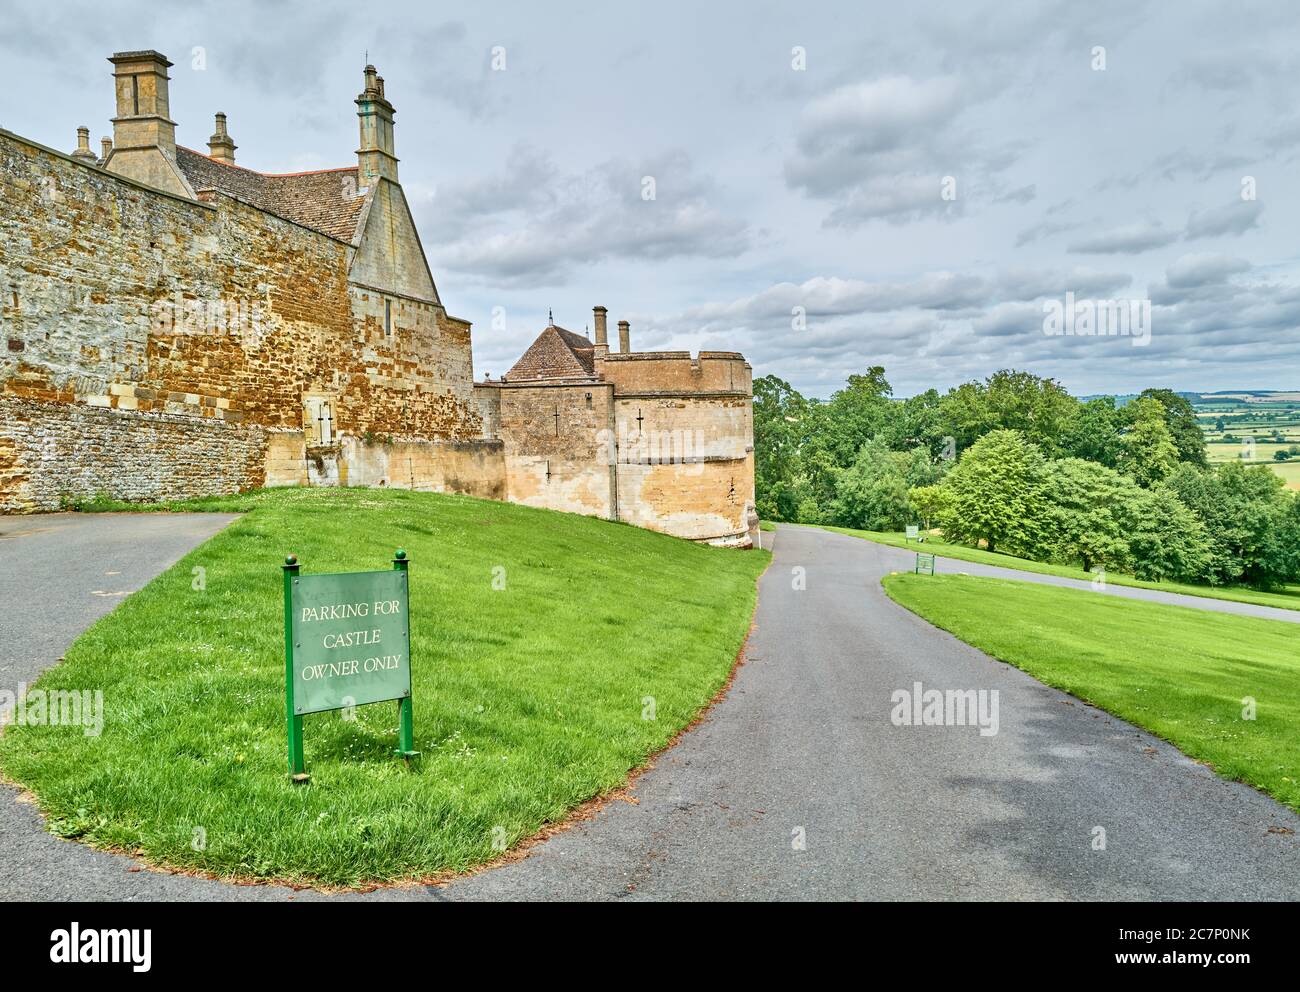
1079;390;1300;406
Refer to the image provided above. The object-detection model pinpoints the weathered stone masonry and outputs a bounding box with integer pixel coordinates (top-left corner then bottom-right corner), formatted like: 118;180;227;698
1;53;493;512
1;49;756;547
475;316;758;546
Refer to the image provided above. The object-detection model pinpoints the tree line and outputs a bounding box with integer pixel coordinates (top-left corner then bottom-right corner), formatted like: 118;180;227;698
754;368;1300;588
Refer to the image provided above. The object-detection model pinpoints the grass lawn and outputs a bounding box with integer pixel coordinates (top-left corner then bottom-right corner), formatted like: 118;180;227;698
819;524;1300;612
882;573;1300;813
0;488;768;887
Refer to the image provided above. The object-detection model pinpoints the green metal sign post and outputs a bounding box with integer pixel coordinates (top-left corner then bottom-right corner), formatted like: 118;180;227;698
915;552;935;576
282;549;417;782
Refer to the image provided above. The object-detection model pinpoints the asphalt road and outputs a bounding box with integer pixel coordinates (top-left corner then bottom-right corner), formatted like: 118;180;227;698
849;531;1300;625
0;513;244;711
1;518;1297;901
441;525;1300;900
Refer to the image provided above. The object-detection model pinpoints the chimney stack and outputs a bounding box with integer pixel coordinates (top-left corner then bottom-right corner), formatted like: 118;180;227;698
207;112;237;165
356;63;398;185
71;126;96;161
108;50;177;157
100;136;113;161
104;51;191;197
618;320;631;354
592;306;608;357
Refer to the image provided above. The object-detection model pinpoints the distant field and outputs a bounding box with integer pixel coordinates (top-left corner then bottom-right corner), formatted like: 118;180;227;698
1272;461;1300;488
1198;392;1300;403
1205;442;1298;463
1197;397;1300;487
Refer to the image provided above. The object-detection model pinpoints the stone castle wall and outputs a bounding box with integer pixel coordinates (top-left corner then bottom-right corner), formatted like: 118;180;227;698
0;395;269;507
1;129;757;545
486;381;617;519
0;130;485;511
609;352;755;544
478;351;758;545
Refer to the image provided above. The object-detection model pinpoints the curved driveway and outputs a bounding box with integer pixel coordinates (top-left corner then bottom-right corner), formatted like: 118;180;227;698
835;529;1300;625
441;524;1300;900
2;519;1297;900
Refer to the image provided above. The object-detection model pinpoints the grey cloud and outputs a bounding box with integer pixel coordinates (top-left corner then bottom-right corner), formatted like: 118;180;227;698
972;302;1043;338
783;75;1003;227
1164;253;1251;289
8;0;1300;399
1185;199;1262;239
424;147;750;286
995;267;1131;300
1015;218;1078;248
1068;221;1179;255
994;184;1036;205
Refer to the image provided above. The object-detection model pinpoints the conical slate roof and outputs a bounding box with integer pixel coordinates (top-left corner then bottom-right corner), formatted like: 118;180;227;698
505;325;596;381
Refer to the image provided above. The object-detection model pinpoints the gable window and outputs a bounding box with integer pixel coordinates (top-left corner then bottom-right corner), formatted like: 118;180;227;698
384;299;392;337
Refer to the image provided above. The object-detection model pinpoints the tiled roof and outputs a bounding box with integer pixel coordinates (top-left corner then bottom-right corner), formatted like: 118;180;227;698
505;325;597;381
175;146;366;242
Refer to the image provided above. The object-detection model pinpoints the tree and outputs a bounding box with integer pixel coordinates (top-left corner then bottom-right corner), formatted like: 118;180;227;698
1060;397;1124;467
752;375;808;520
1038;458;1135;572
880;388;948;458
831;440;911;531
1122;484;1212;583
1137;388;1208;467
818;366;894;467
1165;461;1299;588
908;484;951;532
1118;397;1179;487
941;430;1047;555
938;370;1079;457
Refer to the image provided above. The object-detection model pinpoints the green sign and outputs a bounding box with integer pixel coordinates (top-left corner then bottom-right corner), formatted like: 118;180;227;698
281;550;417;780
905;525;919;541
915;552;935;576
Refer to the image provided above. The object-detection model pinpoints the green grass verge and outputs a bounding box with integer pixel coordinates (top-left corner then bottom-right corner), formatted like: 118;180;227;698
819;524;1300;612
882;573;1300;813
0;488;768;887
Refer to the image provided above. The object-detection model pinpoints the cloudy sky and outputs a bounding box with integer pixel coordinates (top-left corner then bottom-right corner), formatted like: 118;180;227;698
6;0;1300;397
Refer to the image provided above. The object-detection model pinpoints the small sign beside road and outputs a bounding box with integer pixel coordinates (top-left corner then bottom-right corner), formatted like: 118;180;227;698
281;550;417;780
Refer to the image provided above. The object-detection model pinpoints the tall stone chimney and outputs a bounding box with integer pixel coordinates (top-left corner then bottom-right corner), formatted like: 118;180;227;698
356;64;398;185
104;50;193;197
108;50;177;156
618;320;631;354
592;306;609;360
100;137;113;162
71;126;97;162
207;112;237;165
